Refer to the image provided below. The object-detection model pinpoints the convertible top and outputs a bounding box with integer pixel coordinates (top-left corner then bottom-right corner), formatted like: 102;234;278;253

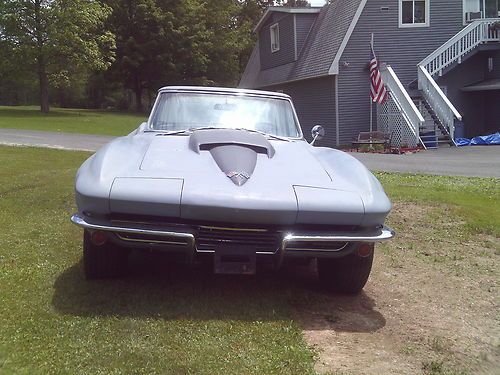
158;86;291;100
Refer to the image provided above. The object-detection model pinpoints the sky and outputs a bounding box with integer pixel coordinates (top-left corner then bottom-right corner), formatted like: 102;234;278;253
309;0;327;6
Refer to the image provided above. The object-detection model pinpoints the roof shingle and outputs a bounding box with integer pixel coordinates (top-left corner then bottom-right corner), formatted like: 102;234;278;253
239;0;363;89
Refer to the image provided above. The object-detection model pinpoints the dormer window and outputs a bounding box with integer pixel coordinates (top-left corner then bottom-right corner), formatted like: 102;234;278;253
399;0;430;28
270;23;280;53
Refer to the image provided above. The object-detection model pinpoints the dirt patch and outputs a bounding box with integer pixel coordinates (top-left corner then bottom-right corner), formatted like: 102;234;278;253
293;202;499;375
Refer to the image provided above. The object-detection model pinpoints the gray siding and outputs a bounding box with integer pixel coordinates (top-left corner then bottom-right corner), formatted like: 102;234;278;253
338;0;466;143
259;14;296;70
437;53;486;137
486;50;500;79
265;76;337;146
437;51;500;137
241;0;497;144
240;1;363;88
484;92;500;134
295;14;317;56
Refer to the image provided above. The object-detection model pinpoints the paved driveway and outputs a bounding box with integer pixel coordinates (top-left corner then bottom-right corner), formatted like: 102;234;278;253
0;128;114;152
348;146;500;178
1;128;498;178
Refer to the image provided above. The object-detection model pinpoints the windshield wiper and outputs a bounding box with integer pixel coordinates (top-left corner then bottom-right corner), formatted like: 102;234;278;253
153;129;191;135
154;126;231;136
152;126;291;141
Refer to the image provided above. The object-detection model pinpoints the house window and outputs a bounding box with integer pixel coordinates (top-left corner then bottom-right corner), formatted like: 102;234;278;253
464;0;500;22
270;23;280;53
399;0;430;27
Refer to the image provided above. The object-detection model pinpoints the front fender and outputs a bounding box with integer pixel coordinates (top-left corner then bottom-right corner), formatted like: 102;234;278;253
75;134;151;215
310;147;392;227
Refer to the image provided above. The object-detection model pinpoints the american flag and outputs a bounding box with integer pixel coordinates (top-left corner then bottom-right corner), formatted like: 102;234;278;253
369;45;388;104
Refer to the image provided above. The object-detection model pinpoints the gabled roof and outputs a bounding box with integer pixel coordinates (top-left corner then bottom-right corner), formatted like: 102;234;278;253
240;0;366;89
253;6;322;33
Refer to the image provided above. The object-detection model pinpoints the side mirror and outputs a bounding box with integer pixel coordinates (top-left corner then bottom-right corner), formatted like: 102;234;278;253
310;125;325;146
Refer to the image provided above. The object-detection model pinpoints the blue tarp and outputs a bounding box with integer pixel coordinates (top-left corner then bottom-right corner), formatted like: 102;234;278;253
455;132;500;146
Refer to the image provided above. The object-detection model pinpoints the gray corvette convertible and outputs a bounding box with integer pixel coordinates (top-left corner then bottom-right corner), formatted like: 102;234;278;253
71;86;394;293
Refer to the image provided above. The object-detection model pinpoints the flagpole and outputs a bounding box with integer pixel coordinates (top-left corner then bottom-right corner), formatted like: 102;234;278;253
369;33;374;133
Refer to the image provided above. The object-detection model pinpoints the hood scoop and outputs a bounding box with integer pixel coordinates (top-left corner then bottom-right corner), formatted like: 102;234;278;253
189;129;275;186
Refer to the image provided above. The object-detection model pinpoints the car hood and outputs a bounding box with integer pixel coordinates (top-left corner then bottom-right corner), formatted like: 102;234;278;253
140;132;333;187
76;130;389;226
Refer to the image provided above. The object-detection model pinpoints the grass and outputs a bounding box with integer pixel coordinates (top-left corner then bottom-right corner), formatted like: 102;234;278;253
0;146;316;375
0;145;498;374
421;360;468;375
376;172;500;237
0;106;145;136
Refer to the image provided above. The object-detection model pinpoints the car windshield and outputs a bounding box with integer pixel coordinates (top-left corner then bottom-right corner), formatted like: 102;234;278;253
149;92;301;138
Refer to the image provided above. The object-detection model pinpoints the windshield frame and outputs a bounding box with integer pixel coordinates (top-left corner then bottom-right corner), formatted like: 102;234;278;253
146;89;304;140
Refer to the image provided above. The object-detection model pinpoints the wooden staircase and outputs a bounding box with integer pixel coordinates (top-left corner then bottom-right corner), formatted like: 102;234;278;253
417;18;500;147
412;96;455;149
379;19;499;151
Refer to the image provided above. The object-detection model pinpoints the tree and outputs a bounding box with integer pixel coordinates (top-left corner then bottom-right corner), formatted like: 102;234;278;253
103;0;164;112
0;0;115;112
104;0;217;112
235;1;265;74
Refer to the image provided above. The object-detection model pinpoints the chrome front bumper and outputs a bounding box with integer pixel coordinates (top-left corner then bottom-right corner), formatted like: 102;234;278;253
71;213;395;257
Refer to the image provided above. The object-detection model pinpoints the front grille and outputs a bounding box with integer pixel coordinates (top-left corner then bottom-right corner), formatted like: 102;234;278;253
196;226;283;254
115;232;191;246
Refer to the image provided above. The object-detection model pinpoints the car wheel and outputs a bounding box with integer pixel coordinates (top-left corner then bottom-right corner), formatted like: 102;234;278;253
83;230;127;279
317;244;374;294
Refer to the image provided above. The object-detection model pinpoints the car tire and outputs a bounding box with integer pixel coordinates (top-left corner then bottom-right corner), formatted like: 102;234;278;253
83;230;127;279
317;247;374;294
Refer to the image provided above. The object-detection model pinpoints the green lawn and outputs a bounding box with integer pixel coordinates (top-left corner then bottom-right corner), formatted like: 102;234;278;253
0;146;498;374
376;172;500;237
0;146;316;375
0;106;145;136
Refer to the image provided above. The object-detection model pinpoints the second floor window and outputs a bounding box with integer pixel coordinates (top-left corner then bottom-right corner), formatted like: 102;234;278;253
464;0;500;22
270;23;280;53
400;0;429;27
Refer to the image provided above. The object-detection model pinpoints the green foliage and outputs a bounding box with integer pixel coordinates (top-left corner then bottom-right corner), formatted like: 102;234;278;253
0;0;315;111
0;0;116;111
101;0;267;112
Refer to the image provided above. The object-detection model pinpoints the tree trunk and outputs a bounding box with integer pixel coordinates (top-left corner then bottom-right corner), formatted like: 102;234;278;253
134;73;143;113
37;55;50;113
34;0;49;113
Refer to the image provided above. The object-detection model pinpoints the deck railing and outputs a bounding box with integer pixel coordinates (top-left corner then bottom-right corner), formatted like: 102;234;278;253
417;19;499;141
382;66;424;138
380;66;424;148
418;66;462;140
419;18;500;77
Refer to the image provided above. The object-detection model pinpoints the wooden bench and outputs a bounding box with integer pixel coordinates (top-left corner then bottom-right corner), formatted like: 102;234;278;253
352;131;391;152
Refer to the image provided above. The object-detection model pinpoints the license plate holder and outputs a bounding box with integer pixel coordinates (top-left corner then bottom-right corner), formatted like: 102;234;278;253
214;245;257;275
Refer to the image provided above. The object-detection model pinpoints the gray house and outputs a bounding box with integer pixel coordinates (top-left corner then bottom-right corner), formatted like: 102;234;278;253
239;1;500;148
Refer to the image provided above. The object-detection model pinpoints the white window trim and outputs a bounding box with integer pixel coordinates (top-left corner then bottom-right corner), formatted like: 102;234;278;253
270;23;280;53
398;0;430;28
462;0;500;24
463;0;479;24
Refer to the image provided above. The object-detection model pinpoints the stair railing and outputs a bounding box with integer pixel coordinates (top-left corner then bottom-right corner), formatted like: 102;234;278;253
381;66;424;143
419;18;500;77
415;20;498;141
418;66;462;140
